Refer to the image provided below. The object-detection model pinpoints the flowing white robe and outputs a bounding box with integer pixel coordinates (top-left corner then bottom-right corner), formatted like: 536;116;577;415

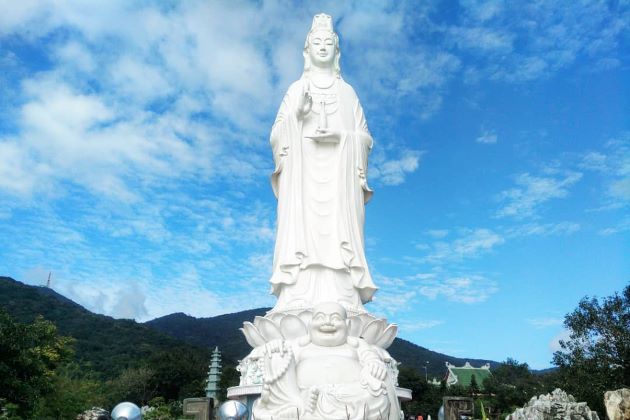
269;77;376;312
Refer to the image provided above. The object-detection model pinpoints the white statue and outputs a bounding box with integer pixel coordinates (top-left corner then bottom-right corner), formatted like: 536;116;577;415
252;302;399;420
236;14;404;420
269;13;376;315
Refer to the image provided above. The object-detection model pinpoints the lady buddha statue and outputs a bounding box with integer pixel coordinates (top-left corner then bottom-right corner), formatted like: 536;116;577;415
269;13;376;315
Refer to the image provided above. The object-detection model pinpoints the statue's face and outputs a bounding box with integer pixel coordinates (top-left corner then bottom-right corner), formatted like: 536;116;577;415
309;302;348;347
308;30;336;68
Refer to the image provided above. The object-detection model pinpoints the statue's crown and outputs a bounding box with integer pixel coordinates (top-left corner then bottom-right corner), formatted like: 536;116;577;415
311;13;334;32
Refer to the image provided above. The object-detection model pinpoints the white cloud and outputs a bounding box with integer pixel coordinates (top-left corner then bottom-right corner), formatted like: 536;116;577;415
54;41;96;73
54;277;149;320
371;290;418;318
1;1;440;207
47;265;242;322
528;317;564;329
0;76;212;201
598;216;630;235
497;171;582;219
506;222;581;237
420;228;504;263
427;229;449;239
609;177;630;202
580;151;609;172
110;282;149;320
398;319;444;332
460;1;505;22
0;140;44;195
450;27;514;53
580;136;630;209
0;0;48;35
2;190;277;321
337;4;461;119
451;1;630;83
549;329;571;353
476;129;497;144
452;229;504;257
371;149;424;186
414;274;498;304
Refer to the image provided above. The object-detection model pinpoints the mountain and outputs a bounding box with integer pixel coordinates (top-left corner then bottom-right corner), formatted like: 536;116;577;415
0;276;209;379
0;276;498;379
145;311;499;377
144;309;268;364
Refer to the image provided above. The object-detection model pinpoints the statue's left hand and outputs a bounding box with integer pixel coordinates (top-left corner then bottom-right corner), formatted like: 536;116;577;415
305;128;341;143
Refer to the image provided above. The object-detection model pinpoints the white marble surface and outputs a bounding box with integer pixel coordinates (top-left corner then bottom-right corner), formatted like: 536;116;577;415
239;13;403;419
251;302;399;420
268;12;376;315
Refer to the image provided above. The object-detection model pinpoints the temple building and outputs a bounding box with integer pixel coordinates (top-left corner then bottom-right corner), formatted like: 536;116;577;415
444;361;492;389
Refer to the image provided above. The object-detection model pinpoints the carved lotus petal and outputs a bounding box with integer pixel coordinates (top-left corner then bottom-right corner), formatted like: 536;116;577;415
297;310;312;327
348;316;363;337
279;314;308;339
358;312;376;326
374;323;398;349
361;319;386;344
242;322;266;348
255;316;283;341
266;311;284;323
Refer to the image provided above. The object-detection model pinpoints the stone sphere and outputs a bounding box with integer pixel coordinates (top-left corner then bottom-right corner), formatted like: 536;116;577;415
217;400;248;420
111;402;142;420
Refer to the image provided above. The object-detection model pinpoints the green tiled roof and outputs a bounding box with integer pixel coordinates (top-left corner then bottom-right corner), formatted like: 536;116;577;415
445;362;492;389
450;367;491;389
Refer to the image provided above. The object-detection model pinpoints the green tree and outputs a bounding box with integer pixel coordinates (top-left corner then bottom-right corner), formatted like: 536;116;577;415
397;366;468;419
0;309;74;417
149;348;208;401
552;284;630;415
107;366;157;406
219;365;240;401
469;374;479;396
482;358;545;417
31;364;107;420
143;397;187;420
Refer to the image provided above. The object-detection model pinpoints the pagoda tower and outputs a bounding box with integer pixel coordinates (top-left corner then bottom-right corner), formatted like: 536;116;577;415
205;346;222;402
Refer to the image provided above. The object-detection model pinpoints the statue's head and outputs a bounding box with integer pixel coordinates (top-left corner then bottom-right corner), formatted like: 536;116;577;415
309;301;349;347
303;13;341;78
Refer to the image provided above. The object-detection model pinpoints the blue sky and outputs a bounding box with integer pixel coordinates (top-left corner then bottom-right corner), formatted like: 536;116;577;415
0;0;628;370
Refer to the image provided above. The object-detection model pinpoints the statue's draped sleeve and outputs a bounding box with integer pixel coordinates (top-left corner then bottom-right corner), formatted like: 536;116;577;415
270;88;294;199
351;88;374;203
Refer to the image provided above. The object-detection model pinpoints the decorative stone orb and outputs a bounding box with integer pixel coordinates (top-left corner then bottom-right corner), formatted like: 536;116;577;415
111;402;142;420
217;400;248;420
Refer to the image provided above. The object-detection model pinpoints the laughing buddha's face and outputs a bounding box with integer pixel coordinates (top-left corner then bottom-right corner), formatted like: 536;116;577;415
309;302;348;347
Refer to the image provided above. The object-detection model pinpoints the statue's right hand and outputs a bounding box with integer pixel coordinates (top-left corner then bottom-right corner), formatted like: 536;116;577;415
296;84;312;119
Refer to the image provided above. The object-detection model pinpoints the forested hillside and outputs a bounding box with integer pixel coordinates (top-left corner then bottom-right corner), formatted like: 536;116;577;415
146;309;498;377
0;276;210;379
1;275;497;379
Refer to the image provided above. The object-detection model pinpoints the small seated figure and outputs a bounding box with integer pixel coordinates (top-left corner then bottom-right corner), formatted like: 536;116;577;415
252;302;400;420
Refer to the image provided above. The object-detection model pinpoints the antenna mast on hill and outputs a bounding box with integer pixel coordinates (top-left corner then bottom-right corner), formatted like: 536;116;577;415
46;272;52;288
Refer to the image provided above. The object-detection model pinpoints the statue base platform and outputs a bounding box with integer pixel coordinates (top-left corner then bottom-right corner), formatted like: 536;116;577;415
227;384;412;402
